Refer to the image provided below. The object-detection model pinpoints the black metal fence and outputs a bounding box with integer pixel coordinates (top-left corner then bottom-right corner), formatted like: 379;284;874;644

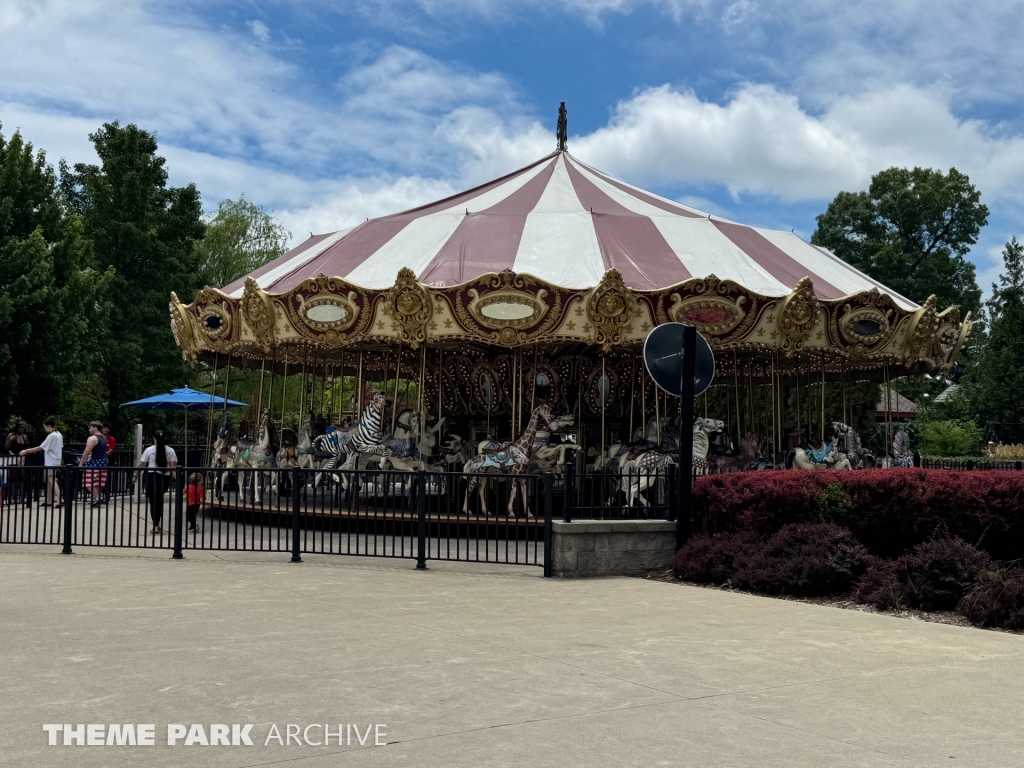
919;457;1024;471
0;465;554;574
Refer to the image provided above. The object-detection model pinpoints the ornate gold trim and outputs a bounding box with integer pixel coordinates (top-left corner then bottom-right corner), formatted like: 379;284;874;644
241;278;276;352
587;269;637;351
384;267;431;348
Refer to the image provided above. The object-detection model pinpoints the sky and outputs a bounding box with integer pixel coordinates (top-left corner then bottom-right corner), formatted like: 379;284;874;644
3;0;1024;295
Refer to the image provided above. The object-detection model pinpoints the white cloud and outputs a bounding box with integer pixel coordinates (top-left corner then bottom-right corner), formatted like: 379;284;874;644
248;19;270;42
571;84;1024;203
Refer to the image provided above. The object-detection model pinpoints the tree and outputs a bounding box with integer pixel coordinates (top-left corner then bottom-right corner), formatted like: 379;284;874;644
965;238;1024;425
0;125;108;427
196;196;290;289
812;167;988;317
60;122;206;429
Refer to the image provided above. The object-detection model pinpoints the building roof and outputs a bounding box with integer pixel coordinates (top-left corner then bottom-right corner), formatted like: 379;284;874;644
225;151;917;308
934;384;961;404
877;389;919;419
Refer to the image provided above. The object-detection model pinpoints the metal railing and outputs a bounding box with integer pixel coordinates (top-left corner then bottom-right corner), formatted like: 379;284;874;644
0;465;554;575
919;457;1024;471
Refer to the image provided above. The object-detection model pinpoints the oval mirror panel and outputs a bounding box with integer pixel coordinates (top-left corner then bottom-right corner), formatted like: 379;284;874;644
306;303;348;323
480;301;535;321
204;315;223;331
536;372;550;387
851;318;882;336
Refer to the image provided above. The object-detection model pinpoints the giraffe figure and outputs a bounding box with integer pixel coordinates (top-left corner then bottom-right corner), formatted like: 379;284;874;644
463;404;556;517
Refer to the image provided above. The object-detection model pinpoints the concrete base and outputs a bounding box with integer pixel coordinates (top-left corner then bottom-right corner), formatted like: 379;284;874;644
551;520;676;577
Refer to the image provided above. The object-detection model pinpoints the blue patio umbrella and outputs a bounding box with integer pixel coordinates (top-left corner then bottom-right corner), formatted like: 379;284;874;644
122;387;247;465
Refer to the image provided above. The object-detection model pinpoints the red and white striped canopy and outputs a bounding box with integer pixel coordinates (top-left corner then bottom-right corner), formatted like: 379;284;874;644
226;152;915;310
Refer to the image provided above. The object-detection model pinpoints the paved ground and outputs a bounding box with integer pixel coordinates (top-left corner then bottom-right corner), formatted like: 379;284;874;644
1;545;1022;767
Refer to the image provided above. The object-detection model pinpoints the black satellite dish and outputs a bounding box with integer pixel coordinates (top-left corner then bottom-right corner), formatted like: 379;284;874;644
643;323;715;398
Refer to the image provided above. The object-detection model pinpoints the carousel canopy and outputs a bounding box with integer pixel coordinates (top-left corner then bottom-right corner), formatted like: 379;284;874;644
225;152;916;308
171;145;970;382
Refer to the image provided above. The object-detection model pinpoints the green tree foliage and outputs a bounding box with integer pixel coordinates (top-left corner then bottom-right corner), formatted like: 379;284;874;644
0;125;108;427
812;167;988;317
963;238;1024;425
920;420;982;457
60;122;206;429
196;195;290;288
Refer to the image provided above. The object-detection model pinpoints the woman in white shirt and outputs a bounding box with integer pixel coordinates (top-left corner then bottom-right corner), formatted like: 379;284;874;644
136;432;177;534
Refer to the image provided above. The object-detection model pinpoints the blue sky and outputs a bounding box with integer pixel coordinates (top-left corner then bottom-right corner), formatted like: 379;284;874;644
3;0;1024;298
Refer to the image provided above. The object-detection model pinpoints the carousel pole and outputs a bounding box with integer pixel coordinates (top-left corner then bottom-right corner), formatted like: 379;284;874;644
820;354;826;443
318;351;327;417
733;353;741;448
795;357;802;442
299;347;307;424
530;344;538;416
338;348;346;421
629;352;636;438
205;351;219;467
392;342;402;433
747;362;754;441
601;354;607;458
266;348;277;426
257;357;267;423
418;345;426;416
842;360;848;428
280;357;289;434
436;345;442;421
357;349;364;415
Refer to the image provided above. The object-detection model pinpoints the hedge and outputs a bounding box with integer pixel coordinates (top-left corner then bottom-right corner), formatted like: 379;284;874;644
691;469;1024;560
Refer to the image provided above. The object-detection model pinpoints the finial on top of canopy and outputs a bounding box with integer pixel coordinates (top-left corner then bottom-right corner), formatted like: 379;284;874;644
556;101;568;152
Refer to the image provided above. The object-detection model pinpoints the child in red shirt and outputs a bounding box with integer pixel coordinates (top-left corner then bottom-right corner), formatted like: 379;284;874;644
185;473;204;532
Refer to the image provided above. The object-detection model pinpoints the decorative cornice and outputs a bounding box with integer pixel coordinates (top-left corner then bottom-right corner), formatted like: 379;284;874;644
173;269;970;375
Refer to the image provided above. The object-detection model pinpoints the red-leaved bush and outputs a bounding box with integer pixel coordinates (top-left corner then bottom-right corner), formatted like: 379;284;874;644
852;536;993;611
691;470;1024;560
669;531;759;584
731;523;870;597
960;569;1024;629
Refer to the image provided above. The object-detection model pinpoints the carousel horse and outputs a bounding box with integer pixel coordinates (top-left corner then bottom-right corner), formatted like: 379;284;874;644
224;411;276;502
463;404;557;517
271;428;299;492
477;413;577;474
619;417;724;507
785;424;853;470
312;392;393;486
380;411;447;472
888;429;914;468
829;421;872;469
211;413;234;499
296;411;319;473
440;434;473;471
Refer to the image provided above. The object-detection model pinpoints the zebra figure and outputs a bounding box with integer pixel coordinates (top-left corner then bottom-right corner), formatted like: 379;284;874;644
312;392;393;486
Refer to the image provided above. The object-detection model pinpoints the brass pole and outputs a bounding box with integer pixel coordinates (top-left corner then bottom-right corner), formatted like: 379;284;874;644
257;357;267;423
820;354;826;443
733;353;741;447
356;349;364;416
280;357;289;434
391;342;402;433
601;355;607;457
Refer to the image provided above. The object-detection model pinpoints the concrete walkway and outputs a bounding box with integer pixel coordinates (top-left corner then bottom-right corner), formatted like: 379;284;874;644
1;545;1021;767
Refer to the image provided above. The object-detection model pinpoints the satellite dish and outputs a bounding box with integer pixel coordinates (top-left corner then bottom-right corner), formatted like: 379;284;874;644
643;323;715;398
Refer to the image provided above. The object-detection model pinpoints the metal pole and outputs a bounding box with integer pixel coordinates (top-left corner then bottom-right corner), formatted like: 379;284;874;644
172;467;184;559
563;462;575;523
61;466;73;555
416;470;427;570
543;472;553;578
676;325;696;550
291;466;302;563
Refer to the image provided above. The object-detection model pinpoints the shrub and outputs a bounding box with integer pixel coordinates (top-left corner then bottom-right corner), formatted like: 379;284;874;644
731;523;870;597
851;559;904;610
691;469;1024;560
896;536;993;611
960;569;1024;629
920;420;982;457
670;531;759;584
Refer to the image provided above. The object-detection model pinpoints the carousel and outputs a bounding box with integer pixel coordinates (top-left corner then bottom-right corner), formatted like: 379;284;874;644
168;110;969;503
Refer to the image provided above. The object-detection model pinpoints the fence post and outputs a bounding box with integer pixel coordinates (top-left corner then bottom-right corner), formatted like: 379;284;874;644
666;465;677;522
563;462;574;523
172;467;184;559
291;466;302;563
967;459;975;471
61;466;73;555
416;471;427;570
543;473;553;578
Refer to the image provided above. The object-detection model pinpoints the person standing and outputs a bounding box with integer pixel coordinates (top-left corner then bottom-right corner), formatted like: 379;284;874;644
101;423;117;502
4;422;28;455
4;422;29;504
78;421;108;507
184;473;204;532
136;432;177;534
19;417;63;506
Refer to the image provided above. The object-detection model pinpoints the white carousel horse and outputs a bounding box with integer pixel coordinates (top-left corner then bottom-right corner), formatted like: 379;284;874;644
224;411;275;502
619;417;724;507
786;424;853;470
296;411;319;473
440;434;473;470
211;413;234;500
270;428;299;491
463;404;556;517
889;429;914;468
